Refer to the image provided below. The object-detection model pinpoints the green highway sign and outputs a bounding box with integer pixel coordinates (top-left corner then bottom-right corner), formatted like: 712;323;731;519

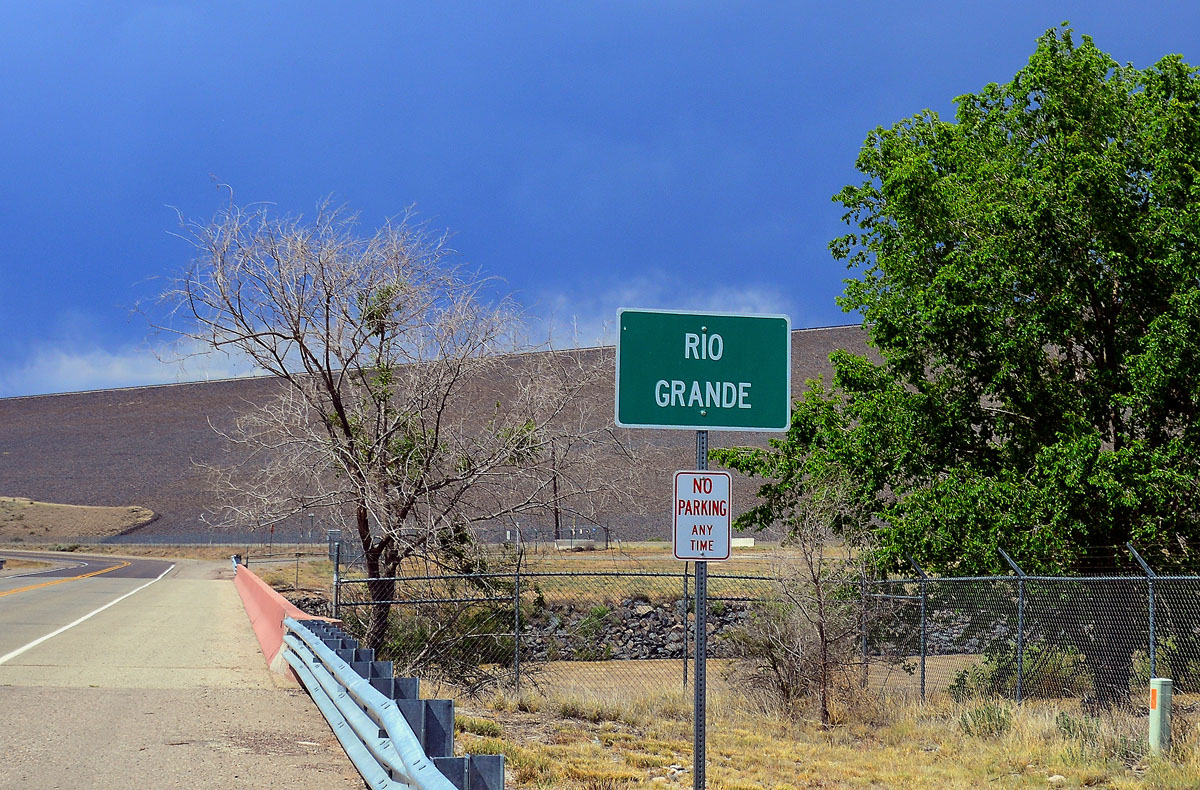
615;308;791;431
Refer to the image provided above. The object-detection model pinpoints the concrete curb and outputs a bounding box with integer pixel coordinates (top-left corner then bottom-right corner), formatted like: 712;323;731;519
233;563;337;677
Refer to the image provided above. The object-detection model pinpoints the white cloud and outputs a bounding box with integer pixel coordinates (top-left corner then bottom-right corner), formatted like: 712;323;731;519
1;276;809;397
523;273;801;350
0;341;264;398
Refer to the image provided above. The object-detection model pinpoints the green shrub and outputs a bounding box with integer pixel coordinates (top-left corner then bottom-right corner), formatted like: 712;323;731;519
456;715;502;737
578;605;611;638
959;700;1012;738
948;641;1092;701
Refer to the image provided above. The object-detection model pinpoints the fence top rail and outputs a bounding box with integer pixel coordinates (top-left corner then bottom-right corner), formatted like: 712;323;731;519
867;573;1200;584
337;569;779;585
248;551;326;559
336;596;512;606
867;575;1010;585
339;570;1200;587
337;572;518;585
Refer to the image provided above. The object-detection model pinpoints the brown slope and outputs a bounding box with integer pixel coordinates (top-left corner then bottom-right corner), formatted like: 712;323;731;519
0;325;872;542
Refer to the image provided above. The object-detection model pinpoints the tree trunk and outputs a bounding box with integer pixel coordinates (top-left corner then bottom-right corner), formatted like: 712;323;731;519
819;626;830;727
551;446;561;541
364;548;395;653
356;504;395;653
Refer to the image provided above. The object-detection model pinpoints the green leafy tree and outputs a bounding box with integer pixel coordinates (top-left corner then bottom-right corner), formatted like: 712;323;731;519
715;26;1200;704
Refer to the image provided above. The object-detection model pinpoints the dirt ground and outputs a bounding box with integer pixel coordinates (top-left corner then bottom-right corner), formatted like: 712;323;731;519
0;497;156;542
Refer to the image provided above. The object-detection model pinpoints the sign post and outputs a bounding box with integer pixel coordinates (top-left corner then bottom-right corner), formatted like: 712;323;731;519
614;308;790;790
693;431;710;790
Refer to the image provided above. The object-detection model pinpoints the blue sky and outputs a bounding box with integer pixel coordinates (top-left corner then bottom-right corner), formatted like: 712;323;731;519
1;2;1198;396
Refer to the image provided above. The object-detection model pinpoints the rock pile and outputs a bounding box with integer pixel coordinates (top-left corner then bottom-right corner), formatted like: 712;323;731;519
521;597;753;661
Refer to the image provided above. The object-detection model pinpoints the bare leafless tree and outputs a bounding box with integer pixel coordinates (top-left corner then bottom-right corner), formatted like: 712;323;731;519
162;195;631;649
727;469;874;726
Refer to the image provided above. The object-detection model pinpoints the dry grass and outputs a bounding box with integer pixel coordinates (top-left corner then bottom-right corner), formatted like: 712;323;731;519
445;664;1200;789
255;558;336;594
334;541;789;581
517;541;786;575
0;556;55;572
0;496;155;541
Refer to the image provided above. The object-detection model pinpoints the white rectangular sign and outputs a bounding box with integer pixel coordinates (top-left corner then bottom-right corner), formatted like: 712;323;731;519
673;470;732;561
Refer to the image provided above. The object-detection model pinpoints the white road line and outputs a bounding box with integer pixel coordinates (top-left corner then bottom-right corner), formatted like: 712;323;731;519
0;563;176;666
3;560;88;580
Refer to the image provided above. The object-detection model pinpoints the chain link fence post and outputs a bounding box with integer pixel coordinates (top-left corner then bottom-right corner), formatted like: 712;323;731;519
998;548;1026;703
333;541;341;620
1129;543;1157;678
514;566;522;694
905;554;928;701
860;574;868;689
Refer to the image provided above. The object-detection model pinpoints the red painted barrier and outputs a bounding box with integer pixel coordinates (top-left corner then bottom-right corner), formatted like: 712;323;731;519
233;563;337;676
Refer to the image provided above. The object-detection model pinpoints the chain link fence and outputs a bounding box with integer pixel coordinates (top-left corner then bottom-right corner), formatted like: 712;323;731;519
333;565;776;699
866;573;1200;705
328;541;1200;707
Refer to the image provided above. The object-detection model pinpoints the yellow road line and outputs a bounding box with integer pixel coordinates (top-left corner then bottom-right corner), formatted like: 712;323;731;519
0;560;131;598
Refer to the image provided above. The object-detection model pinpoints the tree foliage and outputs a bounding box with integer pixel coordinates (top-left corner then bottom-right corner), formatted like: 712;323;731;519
715;27;1200;577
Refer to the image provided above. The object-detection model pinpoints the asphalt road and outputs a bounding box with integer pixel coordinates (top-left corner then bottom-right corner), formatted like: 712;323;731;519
0;551;363;789
0;550;173;579
0;551;176;664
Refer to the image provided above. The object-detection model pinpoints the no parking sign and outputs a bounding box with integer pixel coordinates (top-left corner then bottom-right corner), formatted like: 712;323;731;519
673;471;731;561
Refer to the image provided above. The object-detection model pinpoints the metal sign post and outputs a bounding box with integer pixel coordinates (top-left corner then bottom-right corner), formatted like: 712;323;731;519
693;429;708;790
613;307;791;790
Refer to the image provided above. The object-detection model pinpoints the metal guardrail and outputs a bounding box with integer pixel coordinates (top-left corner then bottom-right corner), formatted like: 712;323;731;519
281;617;504;790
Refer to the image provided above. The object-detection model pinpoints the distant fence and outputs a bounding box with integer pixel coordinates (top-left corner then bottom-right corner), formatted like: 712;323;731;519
103;533;328;546
866;572;1200;703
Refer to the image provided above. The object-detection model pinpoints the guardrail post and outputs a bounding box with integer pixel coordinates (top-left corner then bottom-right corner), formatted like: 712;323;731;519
469;754;505;790
424;699;454;757
396;697;425;743
434;758;468;789
1128;543;1157;678
999;548;1026;703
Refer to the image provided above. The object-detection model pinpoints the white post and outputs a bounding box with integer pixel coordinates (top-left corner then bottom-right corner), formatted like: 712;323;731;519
1150;677;1172;755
